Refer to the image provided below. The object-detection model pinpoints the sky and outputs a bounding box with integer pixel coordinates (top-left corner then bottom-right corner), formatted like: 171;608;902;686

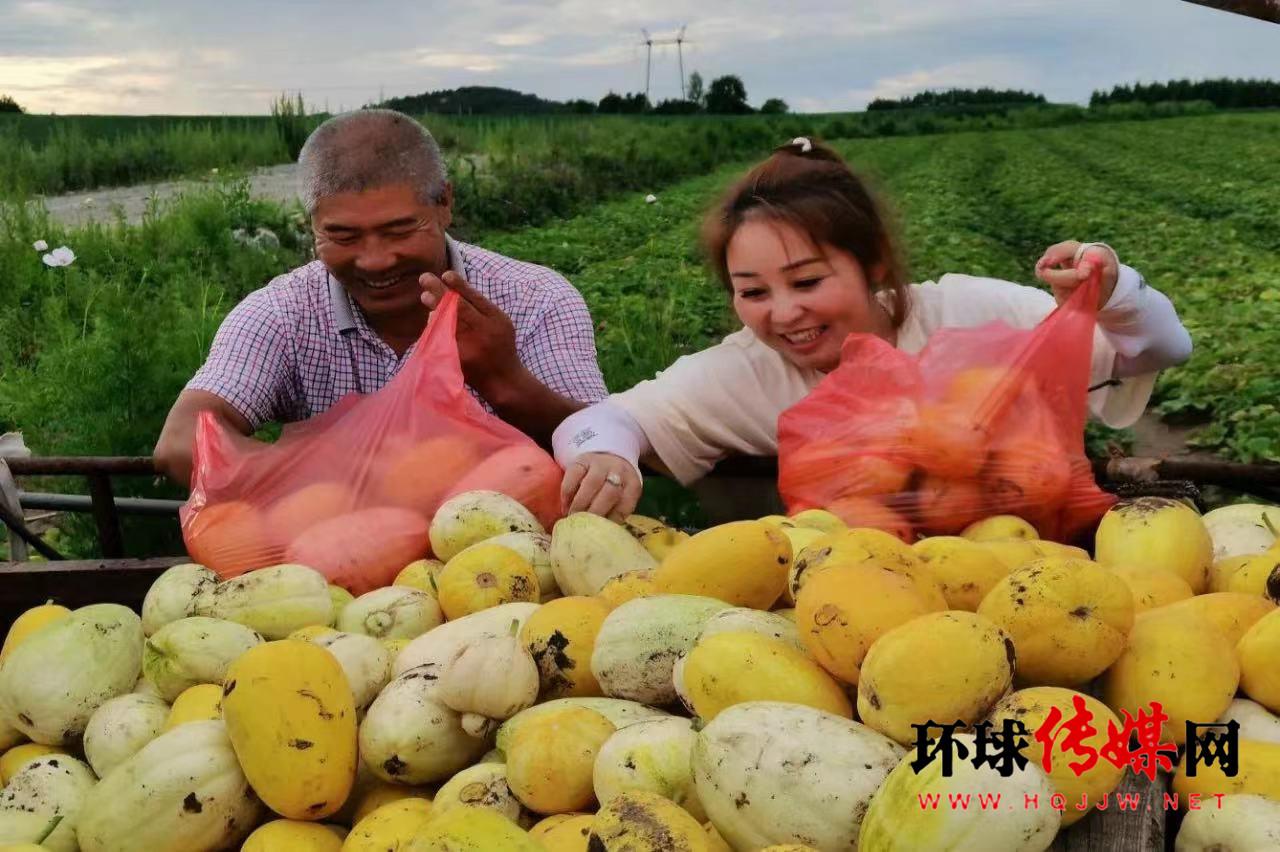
1;0;1278;115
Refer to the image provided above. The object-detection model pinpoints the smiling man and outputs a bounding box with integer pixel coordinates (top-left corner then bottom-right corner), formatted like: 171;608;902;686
154;109;607;489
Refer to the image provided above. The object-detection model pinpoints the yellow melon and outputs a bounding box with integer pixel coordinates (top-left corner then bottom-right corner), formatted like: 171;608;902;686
1158;592;1275;646
1220;553;1280;597
788;509;847;534
1173;738;1280;803
1095;497;1213;593
0;601;71;665
911;536;1010;611
977;557;1134;686
857;611;1014;746
164;683;224;730
597;570;656;610
588;791;710;851
1238;609;1280;713
436;544;540;621
789;527;923;602
221;639;358;820
393;559;443;596
1106;564;1194;613
241;820;344;852
533;813;594;851
677;631;851;721
506;706;615;814
0;743;67;784
1103;609;1239;745
640;528;691;561
652;520;791;610
795;561;946;686
343;799;432;852
521;596;611;699
987;687;1126;826
960;515;1039;542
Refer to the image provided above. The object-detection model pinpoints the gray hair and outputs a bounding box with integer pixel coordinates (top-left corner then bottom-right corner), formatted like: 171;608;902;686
297;108;449;214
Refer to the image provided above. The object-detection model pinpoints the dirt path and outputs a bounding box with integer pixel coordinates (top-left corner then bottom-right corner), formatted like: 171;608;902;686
35;163;301;227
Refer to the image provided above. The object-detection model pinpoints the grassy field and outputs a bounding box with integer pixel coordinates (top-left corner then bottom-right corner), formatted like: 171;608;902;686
0;100;1213;200
488;111;1280;464
2;109;1277;555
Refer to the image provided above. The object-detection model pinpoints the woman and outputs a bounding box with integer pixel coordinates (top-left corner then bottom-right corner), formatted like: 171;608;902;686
553;137;1193;521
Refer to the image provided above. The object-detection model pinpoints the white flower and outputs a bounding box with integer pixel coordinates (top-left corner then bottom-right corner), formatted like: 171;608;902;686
42;246;76;268
32;239;48;252
210;167;219;174
645;194;658;204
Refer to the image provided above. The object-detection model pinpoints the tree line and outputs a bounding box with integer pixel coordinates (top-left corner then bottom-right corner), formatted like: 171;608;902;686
8;76;1280;119
377;74;787;117
867;88;1045;110
1090;77;1280;109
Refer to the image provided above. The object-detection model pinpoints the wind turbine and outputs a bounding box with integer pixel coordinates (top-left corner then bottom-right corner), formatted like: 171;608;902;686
638;25;690;103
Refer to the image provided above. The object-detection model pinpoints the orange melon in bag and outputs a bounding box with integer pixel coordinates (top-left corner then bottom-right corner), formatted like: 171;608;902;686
288;507;431;594
265;482;355;543
375;436;484;516
186;500;280;578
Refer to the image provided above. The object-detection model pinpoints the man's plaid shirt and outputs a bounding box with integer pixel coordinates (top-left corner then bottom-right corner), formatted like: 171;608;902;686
187;235;608;430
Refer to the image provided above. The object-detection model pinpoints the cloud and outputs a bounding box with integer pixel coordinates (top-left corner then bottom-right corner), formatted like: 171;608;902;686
1;50;181;112
559;44;641;68
411;51;506;74
192;48;238;68
13;1;78;22
842;57;1044;110
8;0;122;43
0;54;124;91
4;0;1279;115
490;32;544;47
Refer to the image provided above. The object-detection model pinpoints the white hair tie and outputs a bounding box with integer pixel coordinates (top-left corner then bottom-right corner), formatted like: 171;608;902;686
791;136;813;153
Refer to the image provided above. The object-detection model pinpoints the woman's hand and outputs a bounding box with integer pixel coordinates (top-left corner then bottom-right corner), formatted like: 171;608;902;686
1035;241;1119;310
560;452;643;523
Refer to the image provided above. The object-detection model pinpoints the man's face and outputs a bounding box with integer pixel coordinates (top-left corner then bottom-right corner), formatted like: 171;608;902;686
312;182;453;322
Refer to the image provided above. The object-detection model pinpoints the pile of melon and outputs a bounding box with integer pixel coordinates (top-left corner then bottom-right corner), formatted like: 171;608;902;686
0;491;1277;851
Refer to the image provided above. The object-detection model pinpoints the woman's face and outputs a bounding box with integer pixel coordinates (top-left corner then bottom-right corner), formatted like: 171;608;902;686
726;217;887;372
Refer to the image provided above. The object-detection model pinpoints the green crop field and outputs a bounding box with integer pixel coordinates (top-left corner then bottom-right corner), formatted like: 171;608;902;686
0;99;1212;199
2;108;1278;557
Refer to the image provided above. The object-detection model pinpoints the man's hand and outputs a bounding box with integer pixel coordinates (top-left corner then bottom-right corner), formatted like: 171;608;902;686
1035;241;1119;310
153;390;255;490
420;270;522;395
421;269;590;447
560;452;644;523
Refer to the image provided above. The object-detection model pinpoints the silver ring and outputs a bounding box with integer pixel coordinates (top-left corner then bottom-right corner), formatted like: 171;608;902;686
604;472;623;487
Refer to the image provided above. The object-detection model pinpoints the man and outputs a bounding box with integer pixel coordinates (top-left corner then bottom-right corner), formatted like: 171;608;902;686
154;109;608;488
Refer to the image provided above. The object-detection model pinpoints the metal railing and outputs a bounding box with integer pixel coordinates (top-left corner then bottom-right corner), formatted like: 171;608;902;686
0;456;180;561
3;451;1279;563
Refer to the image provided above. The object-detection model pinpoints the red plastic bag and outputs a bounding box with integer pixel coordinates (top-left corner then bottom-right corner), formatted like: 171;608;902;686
778;276;1116;543
180;290;563;593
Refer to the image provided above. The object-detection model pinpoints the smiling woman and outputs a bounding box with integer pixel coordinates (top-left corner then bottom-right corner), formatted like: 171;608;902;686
553;136;1194;522
702;140;907;373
